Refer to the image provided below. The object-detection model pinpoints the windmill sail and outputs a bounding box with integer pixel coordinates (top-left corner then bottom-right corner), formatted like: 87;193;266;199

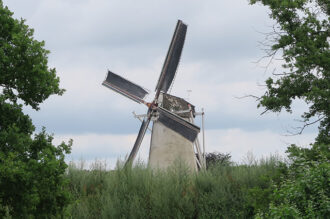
102;71;149;104
157;107;200;142
155;20;187;97
126;114;151;165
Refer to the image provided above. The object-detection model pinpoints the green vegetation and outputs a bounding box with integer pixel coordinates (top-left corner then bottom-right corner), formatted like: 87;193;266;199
66;156;286;218
0;1;71;217
1;0;328;218
249;0;329;144
248;1;330;217
65;145;329;218
256;144;330;218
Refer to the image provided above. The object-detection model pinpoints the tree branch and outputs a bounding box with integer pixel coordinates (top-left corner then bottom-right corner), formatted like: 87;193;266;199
235;94;261;101
284;116;325;136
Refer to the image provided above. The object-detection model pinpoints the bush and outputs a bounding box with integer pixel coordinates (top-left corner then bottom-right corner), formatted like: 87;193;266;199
205;152;232;168
256;144;330;218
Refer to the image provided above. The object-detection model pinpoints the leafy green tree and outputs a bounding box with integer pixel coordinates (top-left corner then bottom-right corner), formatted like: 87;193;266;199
0;1;72;217
205;152;232;168
249;0;329;144
249;0;330;217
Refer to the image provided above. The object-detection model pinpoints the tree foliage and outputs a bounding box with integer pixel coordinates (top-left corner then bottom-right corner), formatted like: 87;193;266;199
205;152;232;168
255;144;330;218
249;0;330;217
250;0;329;144
0;1;71;217
0;1;64;110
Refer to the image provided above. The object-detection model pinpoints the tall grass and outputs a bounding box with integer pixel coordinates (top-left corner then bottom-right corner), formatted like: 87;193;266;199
66;156;284;218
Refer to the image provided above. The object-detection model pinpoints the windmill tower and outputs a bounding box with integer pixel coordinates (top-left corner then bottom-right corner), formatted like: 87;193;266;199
102;20;206;170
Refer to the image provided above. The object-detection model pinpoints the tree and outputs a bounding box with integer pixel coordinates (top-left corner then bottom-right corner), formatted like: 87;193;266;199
249;0;330;217
205;152;232;168
249;0;329;144
0;1;72;217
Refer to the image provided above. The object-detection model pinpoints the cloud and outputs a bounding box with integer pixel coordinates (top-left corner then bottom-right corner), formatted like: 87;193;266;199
3;0;319;165
53;128;316;169
54;132;151;169
205;129;316;163
23;59;314;135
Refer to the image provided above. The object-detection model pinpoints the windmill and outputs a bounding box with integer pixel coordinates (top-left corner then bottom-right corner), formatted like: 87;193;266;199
102;20;206;170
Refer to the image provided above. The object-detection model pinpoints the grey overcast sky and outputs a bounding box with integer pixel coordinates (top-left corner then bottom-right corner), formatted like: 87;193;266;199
3;0;317;167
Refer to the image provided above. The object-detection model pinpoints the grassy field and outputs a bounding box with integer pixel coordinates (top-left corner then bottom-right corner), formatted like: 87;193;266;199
66;156;285;218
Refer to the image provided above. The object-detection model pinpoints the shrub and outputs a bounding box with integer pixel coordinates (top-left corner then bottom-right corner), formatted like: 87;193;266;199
256;144;330;218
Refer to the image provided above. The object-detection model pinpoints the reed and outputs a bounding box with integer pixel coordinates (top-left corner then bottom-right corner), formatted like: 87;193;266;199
66;156;284;218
